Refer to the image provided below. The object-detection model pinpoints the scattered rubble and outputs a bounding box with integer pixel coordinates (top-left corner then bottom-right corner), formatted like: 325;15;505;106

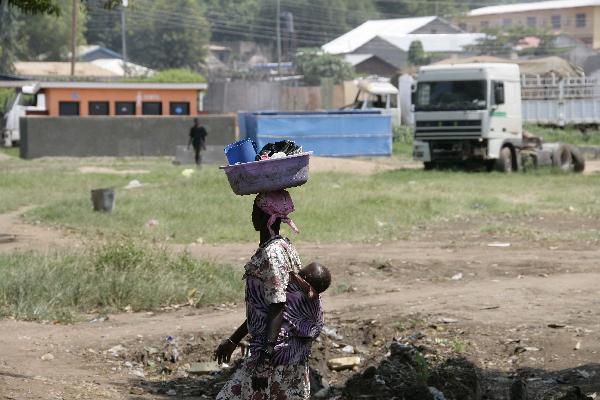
188;361;220;376
328;356;361;371
85;316;600;400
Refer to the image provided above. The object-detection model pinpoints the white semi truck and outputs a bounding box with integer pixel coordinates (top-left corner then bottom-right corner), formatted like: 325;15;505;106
412;63;584;172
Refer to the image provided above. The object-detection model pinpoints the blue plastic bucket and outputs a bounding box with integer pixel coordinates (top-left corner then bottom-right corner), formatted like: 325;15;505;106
224;139;257;164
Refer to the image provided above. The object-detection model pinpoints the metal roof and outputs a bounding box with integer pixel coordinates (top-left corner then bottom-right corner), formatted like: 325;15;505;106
15;61;117;77
344;54;376;66
322;16;439;54
468;0;600;17
0;80;207;90
90;58;154;77
380;33;484;52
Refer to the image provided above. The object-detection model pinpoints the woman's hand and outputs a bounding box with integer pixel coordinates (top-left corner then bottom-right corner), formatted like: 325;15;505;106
213;338;237;364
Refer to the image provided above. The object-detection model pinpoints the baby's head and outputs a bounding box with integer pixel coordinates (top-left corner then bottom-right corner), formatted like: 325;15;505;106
299;262;331;294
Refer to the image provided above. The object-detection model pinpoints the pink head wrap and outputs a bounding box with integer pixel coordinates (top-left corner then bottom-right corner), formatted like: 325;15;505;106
255;190;299;237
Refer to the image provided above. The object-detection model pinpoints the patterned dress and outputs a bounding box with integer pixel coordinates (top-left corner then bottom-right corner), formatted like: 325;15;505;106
217;236;323;400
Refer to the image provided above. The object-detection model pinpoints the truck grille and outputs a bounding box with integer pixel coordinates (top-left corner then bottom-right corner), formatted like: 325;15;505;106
415;120;482;140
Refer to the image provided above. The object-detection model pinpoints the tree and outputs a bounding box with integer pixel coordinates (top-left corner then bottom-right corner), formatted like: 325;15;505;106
0;0;60;15
0;0;123;15
201;0;261;43
253;0;378;48
468;26;559;57
408;40;429;66
18;0;87;60
0;2;24;73
87;0;209;70
84;0;121;51
295;48;354;86
130;68;206;83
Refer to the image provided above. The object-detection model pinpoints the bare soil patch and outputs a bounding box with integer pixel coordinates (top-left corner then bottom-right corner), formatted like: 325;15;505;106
310;156;418;175
2;204;600;398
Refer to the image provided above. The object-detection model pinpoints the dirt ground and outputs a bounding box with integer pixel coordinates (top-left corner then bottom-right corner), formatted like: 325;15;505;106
2;158;600;399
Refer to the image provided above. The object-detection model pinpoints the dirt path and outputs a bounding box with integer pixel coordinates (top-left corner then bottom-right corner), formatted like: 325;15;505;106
0;208;78;254
2;224;600;399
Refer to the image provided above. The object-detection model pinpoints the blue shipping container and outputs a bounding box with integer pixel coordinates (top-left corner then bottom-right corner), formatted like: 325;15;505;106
238;110;392;157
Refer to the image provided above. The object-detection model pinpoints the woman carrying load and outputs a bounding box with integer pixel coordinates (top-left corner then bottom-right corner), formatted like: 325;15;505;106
214;190;329;400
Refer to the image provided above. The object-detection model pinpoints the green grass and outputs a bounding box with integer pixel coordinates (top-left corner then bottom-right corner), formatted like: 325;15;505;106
394;124;600;157
524;123;600;146
0;241;243;322
0;147;19;158
450;338;468;354
2;157;600;244
393;125;414;158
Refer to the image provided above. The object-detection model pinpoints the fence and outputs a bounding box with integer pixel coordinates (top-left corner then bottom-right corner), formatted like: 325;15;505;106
204;80;357;113
521;75;600;126
521;75;600;100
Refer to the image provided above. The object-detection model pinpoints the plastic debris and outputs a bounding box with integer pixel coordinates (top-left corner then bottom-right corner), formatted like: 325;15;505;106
322;326;344;340
108;344;127;357
429;387;447;400
40;353;54;361
131;369;145;378
487;242;511;247
146;219;159;228
181;168;195;177
451;273;463;280
341;345;355;354
124;179;142;189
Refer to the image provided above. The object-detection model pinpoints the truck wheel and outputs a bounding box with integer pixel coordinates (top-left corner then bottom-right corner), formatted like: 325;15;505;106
566;144;585;173
495;147;513;173
552;144;572;171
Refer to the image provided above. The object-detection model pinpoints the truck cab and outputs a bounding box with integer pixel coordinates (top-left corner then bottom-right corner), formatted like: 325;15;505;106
352;78;401;126
2;84;47;147
412;63;522;170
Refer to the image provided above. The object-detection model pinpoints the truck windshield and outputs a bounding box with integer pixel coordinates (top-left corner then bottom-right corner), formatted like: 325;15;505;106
415;80;486;111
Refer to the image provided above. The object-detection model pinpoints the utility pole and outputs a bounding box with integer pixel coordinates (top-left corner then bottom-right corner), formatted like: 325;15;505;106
121;0;128;77
276;0;281;77
70;0;77;76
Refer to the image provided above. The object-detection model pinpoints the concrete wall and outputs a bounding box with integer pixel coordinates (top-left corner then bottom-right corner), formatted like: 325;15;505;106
20;115;236;160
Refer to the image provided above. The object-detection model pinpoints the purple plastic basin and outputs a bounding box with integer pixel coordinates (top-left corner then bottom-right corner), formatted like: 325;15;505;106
220;152;310;195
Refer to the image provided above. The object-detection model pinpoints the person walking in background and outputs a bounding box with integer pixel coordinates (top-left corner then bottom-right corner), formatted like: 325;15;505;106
188;118;208;165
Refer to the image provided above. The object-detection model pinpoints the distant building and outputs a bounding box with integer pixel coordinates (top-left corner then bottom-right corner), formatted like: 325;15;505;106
14;60;154;79
343;54;398;77
462;0;600;48
90;59;153;77
4;81;207;117
78;45;122;62
322;17;482;74
323;16;462;55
